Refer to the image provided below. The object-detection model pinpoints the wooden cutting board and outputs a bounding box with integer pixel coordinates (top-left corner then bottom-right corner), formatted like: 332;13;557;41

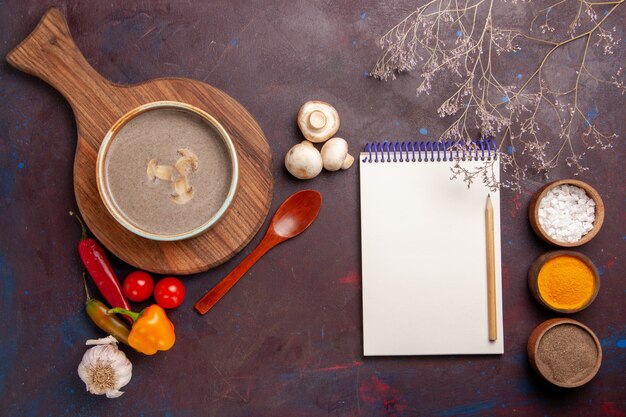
7;8;274;275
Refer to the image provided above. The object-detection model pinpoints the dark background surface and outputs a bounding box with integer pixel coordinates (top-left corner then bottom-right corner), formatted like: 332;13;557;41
1;1;624;416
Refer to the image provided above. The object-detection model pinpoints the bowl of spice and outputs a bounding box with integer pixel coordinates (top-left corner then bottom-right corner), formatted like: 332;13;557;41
528;318;602;388
529;179;604;247
528;250;600;313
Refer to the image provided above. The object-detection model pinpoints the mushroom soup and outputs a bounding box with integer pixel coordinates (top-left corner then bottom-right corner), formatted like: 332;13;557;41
103;108;233;236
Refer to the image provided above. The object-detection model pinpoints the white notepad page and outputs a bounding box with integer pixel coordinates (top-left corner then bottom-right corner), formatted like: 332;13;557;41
359;154;503;355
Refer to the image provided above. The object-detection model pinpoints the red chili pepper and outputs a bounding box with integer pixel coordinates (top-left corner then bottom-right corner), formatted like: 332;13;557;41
70;211;131;323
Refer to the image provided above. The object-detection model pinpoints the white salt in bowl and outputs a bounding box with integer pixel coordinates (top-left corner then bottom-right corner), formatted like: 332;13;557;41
529;179;604;247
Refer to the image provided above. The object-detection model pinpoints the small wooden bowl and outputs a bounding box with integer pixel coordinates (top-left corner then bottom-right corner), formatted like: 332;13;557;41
528;250;600;313
528;318;602;388
528;179;604;247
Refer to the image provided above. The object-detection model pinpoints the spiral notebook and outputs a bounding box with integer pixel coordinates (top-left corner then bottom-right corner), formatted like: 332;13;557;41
359;140;503;356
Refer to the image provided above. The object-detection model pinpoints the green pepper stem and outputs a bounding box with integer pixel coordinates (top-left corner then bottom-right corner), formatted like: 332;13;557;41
82;272;93;302
108;307;141;323
69;211;88;241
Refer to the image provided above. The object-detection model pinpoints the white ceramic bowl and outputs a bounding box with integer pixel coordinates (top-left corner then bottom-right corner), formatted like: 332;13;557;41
96;101;238;241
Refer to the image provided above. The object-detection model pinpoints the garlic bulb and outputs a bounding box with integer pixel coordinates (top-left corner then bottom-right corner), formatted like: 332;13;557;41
77;336;132;398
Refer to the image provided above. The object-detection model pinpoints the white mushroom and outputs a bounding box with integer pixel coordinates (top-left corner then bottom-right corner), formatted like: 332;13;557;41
284;141;323;180
147;159;158;181
171;176;194;205
321;137;354;171
147;159;175;181
175;148;199;176
297;101;340;143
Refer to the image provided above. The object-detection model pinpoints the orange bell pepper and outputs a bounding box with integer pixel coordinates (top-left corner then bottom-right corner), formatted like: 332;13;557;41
109;305;175;355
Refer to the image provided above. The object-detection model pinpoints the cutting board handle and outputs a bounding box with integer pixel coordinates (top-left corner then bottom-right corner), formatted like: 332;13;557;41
6;7;112;108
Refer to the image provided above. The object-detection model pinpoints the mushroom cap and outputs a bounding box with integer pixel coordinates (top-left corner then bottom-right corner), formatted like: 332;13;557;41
297;101;340;143
321;137;349;171
284;141;323;180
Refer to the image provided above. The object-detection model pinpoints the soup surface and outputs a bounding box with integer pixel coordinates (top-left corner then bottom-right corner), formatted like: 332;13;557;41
104;107;233;236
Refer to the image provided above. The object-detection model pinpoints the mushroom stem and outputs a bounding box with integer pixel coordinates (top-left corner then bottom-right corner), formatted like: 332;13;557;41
341;154;354;170
308;110;327;130
297;101;340;143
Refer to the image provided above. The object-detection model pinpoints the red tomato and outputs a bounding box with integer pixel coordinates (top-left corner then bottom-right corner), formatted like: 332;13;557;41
123;271;154;302
154;277;186;309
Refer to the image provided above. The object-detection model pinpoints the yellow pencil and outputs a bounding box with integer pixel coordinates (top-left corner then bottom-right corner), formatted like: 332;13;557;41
486;194;497;341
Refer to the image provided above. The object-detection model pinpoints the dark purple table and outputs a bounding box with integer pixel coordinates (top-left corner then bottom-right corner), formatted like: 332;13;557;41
1;2;624;416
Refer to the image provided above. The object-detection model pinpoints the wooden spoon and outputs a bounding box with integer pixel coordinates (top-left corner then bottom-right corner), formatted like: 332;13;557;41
195;190;322;315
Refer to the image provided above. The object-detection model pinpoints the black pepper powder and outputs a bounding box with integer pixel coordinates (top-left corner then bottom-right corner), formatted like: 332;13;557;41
535;324;599;385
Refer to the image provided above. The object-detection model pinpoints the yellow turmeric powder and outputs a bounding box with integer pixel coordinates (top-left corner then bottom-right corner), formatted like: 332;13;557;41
537;255;596;310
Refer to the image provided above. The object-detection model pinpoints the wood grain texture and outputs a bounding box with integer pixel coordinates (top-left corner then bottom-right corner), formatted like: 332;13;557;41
6;8;273;274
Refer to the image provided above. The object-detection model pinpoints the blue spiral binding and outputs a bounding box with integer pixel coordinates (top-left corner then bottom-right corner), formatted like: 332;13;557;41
361;139;498;163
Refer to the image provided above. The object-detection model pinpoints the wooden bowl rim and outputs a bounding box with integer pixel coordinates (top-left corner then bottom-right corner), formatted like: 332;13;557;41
527;318;602;388
528;250;600;313
529;179;604;247
96;100;239;241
